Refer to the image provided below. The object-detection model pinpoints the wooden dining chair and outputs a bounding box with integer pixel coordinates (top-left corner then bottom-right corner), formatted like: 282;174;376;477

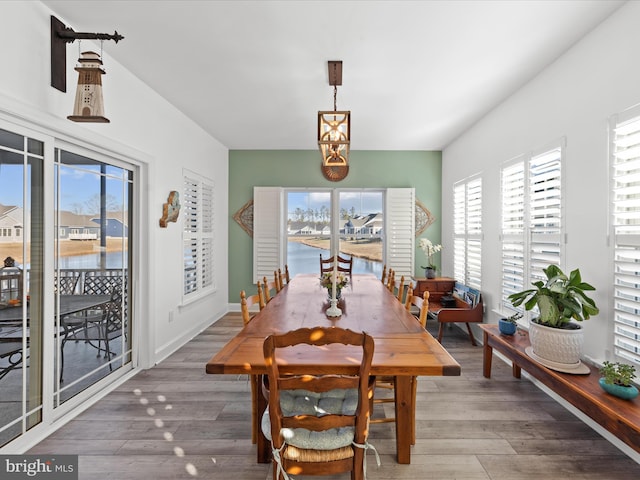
240;285;265;326
262;327;376;480
239;285;265;444
371;291;430;445
319;253;353;275
380;264;387;285
395;275;406;303
284;264;290;284
263;276;279;303
386;268;395;293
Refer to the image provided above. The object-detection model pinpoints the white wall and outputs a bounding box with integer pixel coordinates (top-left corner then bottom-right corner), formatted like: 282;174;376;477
442;2;640;362
0;1;229;366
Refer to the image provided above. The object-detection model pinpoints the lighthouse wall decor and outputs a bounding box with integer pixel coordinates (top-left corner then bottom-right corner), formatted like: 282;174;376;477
50;15;124;123
67;51;110;123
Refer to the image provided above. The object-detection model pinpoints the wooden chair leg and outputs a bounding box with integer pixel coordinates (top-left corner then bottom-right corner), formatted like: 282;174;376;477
465;322;477;346
437;323;445;343
250;374;258;444
410;376;417;445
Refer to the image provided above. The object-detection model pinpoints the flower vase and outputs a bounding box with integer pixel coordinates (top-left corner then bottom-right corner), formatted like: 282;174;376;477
327;288;341;301
425;267;436;279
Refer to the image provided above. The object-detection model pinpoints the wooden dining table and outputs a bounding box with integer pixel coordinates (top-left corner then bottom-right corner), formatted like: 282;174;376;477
205;273;461;464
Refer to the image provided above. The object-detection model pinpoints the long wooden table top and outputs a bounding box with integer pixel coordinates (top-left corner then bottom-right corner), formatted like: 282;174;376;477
206;274;461;377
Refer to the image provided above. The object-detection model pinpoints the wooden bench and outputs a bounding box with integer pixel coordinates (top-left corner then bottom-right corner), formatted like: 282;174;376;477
428;284;483;346
479;324;640;455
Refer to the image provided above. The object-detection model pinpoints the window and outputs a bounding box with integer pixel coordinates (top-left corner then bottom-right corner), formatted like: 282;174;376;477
183;170;215;298
610;108;640;367
453;176;482;289
500;140;564;315
253;187;413;281
283;190;385;278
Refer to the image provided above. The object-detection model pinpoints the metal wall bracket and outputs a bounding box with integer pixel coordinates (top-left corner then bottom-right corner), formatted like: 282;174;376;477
50;15;124;92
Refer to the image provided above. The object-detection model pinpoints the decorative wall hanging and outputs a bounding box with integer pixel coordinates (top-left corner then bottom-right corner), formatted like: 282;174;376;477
159;191;181;228
415;199;435;237
321;164;349;182
233;199;254;237
50;15;124;123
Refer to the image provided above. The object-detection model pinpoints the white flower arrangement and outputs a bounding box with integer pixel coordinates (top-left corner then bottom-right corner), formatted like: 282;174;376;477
320;272;349;290
419;238;442;269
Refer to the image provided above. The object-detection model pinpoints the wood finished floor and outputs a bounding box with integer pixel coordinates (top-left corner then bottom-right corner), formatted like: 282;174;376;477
28;312;640;479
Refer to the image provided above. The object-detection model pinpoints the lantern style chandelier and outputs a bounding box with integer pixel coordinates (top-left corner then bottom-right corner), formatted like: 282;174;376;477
318;61;350;169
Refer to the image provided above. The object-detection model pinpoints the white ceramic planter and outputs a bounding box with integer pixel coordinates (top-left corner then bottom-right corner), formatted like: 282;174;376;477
528;320;584;366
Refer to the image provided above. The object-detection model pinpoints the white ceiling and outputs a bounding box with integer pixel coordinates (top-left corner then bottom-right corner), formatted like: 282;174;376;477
42;0;624;151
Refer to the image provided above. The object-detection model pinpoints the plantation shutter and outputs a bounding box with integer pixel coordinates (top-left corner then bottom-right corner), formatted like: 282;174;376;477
385;188;415;278
253;187;283;283
466;177;483;289
183;176;199;296
201;182;214;289
501;160;525;310
183;171;215;298
612;113;640;366
453;183;466;282
453;177;482;289
529;144;563;282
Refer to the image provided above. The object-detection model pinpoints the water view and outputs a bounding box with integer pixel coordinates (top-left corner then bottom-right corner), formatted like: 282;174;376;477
287;241;383;279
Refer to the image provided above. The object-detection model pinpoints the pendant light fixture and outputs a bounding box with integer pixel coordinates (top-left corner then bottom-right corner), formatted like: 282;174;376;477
318;61;350;180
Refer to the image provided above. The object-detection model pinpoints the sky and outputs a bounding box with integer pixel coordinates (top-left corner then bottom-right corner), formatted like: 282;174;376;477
0;162;128;213
287;191;383;220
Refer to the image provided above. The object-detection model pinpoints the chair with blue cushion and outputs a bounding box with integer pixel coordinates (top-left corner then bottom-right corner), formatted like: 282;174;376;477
262;327;377;480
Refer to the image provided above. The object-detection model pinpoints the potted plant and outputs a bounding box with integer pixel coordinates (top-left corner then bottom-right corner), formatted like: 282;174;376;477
508;265;599;370
498;312;522;336
599;361;638;400
419;238;442;279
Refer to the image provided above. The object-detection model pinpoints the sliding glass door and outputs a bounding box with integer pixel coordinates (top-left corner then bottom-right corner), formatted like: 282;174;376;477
53;148;133;405
0;120;136;448
0;127;45;446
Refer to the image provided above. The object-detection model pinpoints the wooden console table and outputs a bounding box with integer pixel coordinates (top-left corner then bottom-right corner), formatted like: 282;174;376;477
479;324;640;455
413;277;455;303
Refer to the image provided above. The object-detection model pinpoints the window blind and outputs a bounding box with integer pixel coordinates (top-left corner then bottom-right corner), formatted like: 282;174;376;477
453;177;482;289
384;188;415;278
612;113;640;366
183;172;215;298
500;141;563;315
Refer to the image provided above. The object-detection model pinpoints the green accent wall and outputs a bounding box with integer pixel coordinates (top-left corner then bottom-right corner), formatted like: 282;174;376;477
228;150;442;302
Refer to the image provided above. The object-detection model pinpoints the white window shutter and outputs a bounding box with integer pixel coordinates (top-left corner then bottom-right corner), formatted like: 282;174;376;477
385;188;415;278
501;161;525;310
182;171;215;299
253;187;283;283
612;112;640;366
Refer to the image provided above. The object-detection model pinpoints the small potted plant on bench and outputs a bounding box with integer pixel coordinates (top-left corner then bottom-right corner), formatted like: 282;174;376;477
498;312;522;336
599;361;638;400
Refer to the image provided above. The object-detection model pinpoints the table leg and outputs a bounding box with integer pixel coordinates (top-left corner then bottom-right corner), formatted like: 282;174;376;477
482;330;493;378
394;376;412;464
256;375;270;463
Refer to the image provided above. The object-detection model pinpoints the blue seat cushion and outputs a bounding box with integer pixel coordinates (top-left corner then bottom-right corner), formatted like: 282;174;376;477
261;388;358;450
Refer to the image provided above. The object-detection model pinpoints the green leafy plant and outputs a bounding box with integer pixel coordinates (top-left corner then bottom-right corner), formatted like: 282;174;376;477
600;361;637;387
508;265;599;328
503;312;522;324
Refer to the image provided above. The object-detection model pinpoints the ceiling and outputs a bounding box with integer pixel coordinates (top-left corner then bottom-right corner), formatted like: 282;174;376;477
42;0;624;151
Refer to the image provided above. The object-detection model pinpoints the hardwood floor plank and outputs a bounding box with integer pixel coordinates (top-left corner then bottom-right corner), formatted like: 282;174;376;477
26;312;640;479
